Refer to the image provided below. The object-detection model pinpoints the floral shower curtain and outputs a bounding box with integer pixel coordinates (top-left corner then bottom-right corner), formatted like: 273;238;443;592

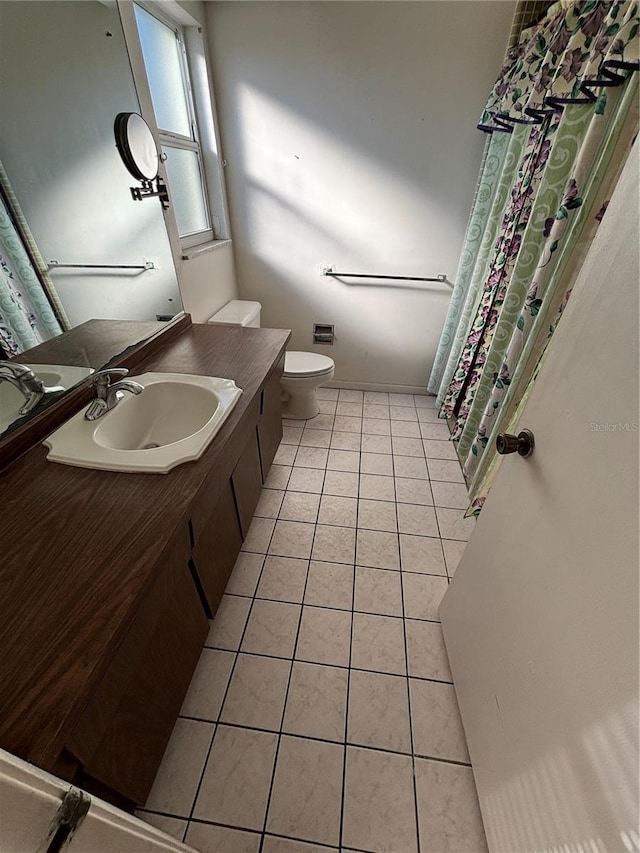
0;184;64;357
427;0;639;514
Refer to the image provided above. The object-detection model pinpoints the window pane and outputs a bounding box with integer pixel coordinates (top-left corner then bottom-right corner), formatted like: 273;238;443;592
134;5;191;137
162;146;209;236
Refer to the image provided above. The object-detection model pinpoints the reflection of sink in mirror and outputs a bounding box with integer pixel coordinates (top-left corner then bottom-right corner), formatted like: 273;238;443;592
0;364;94;435
44;373;242;474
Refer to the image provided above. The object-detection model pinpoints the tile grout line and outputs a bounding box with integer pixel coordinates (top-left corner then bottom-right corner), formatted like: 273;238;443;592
244;527;470;561
174;715;472;768
398;396;423;853
258;410;329;852
225;482;312;845
290;397;351;847
199;642;455;684
284;446;466;485
332;389;355;853
225;592;446;621
338;425;359;851
181;521;280;840
312;391;361;847
431;503;449;583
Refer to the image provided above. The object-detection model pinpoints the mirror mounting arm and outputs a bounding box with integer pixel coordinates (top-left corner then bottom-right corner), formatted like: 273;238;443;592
114;113;169;210
130;177;170;210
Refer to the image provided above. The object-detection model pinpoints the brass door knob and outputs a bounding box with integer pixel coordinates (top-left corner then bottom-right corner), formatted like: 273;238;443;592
496;429;535;458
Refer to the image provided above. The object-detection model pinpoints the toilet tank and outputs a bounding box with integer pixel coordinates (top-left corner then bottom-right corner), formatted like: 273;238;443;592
207;300;262;328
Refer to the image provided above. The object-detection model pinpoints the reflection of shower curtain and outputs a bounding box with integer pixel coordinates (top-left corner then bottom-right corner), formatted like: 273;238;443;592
0;192;63;357
427;0;639;515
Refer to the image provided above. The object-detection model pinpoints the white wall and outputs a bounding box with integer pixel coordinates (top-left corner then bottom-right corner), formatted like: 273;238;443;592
177;242;238;323
0;1;182;325
206;0;515;390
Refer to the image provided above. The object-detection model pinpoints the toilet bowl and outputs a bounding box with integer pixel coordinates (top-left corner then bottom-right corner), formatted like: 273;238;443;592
207;301;335;420
281;351;335;419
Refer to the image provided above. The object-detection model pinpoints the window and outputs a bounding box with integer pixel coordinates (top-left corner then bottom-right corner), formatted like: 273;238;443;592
133;3;213;247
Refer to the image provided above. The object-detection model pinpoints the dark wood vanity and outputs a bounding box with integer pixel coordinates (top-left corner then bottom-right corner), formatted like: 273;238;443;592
0;319;290;809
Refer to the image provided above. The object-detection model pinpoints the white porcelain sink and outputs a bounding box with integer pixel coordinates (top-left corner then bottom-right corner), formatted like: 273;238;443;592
44;372;242;473
0;363;94;435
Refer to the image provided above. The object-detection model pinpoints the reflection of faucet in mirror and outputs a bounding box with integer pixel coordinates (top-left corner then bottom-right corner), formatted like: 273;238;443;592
84;368;144;421
0;361;63;415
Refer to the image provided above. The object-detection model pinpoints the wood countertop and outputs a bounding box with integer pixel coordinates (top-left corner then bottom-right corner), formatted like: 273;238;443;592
0;323;290;770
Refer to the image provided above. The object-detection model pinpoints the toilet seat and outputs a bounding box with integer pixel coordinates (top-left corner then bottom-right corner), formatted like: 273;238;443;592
283;351;334;379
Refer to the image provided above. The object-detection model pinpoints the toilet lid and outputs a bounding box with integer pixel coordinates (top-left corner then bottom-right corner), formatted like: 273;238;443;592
284;351;334;377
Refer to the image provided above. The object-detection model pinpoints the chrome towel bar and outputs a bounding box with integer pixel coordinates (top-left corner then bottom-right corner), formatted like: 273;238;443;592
48;260;155;271
322;267;447;283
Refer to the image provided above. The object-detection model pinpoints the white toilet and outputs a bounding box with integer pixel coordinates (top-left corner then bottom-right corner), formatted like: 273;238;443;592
207;300;335;419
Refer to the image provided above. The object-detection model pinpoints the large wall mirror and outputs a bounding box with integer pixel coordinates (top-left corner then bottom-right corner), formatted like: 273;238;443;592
0;0;183;440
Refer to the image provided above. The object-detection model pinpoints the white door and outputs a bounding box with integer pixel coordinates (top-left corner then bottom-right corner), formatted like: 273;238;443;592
440;146;639;853
0;749;196;853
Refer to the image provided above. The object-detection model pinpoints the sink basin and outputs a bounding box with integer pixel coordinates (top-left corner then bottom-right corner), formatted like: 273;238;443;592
43;373;242;473
0;363;95;435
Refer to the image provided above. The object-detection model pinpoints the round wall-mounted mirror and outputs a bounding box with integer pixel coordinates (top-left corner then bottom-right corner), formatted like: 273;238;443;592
114;112;159;182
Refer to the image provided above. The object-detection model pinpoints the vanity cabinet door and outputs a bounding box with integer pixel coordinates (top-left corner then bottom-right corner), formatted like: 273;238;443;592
65;534;207;807
231;428;264;538
257;357;284;482
192;477;243;615
190;403;267;616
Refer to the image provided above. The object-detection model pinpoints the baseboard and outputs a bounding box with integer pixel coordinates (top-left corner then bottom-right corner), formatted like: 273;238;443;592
321;379;433;396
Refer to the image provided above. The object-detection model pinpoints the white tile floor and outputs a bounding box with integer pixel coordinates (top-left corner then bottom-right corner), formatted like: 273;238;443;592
138;389;488;853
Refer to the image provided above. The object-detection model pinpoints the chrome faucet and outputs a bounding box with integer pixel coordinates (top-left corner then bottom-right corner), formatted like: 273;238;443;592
0;360;61;415
84;368;144;421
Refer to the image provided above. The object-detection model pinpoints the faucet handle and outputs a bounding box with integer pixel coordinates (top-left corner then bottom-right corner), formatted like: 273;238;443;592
0;361;44;394
92;368;129;382
91;368;129;399
0;361;37;379
92;367;129;386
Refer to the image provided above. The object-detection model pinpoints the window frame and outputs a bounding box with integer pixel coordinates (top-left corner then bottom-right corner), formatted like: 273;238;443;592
133;1;214;248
